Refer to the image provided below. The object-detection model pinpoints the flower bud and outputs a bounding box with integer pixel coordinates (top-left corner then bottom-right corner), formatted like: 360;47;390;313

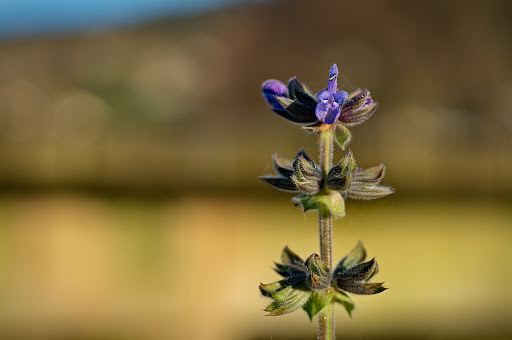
262;79;288;111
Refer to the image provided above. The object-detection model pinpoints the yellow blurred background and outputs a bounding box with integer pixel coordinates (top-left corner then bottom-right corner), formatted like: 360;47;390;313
0;0;511;339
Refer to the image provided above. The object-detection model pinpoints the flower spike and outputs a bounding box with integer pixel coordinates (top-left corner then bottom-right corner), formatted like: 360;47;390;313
259;63;391;329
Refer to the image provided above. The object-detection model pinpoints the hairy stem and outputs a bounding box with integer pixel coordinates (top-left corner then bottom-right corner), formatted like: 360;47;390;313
318;127;334;340
319;127;334;185
318;205;333;273
318;301;334;340
318;127;334;269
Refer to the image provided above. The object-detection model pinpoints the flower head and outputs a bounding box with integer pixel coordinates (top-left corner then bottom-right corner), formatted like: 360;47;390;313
260;242;385;319
261;64;378;132
259;150;394;218
315;64;348;124
261;65;350;127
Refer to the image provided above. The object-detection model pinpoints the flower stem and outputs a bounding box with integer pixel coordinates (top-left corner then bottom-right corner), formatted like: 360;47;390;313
318;205;333;277
318;127;334;268
318;301;334;340
319;127;334;186
318;127;334;340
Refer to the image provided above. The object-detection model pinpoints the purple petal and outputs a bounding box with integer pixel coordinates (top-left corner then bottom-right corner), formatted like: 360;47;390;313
327;64;339;98
316;101;340;124
262;79;288;96
329;64;338;78
315;101;329;121
262;79;288;110
317;89;329;101
323;103;340;124
334;90;348;105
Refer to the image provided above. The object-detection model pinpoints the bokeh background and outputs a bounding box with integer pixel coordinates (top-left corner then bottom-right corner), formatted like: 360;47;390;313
0;0;511;339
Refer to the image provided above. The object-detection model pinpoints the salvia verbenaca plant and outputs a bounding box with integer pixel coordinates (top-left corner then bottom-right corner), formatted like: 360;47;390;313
259;64;393;339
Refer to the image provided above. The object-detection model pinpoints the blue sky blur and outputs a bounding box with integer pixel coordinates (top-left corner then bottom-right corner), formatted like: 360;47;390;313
0;0;253;38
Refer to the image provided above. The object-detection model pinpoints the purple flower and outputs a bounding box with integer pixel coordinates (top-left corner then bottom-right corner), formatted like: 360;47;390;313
315;64;348;124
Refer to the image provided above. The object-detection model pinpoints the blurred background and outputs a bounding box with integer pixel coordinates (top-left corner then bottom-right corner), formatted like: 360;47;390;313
0;0;511;339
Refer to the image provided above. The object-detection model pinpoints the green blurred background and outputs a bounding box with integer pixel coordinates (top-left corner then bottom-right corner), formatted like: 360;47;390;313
0;0;511;339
